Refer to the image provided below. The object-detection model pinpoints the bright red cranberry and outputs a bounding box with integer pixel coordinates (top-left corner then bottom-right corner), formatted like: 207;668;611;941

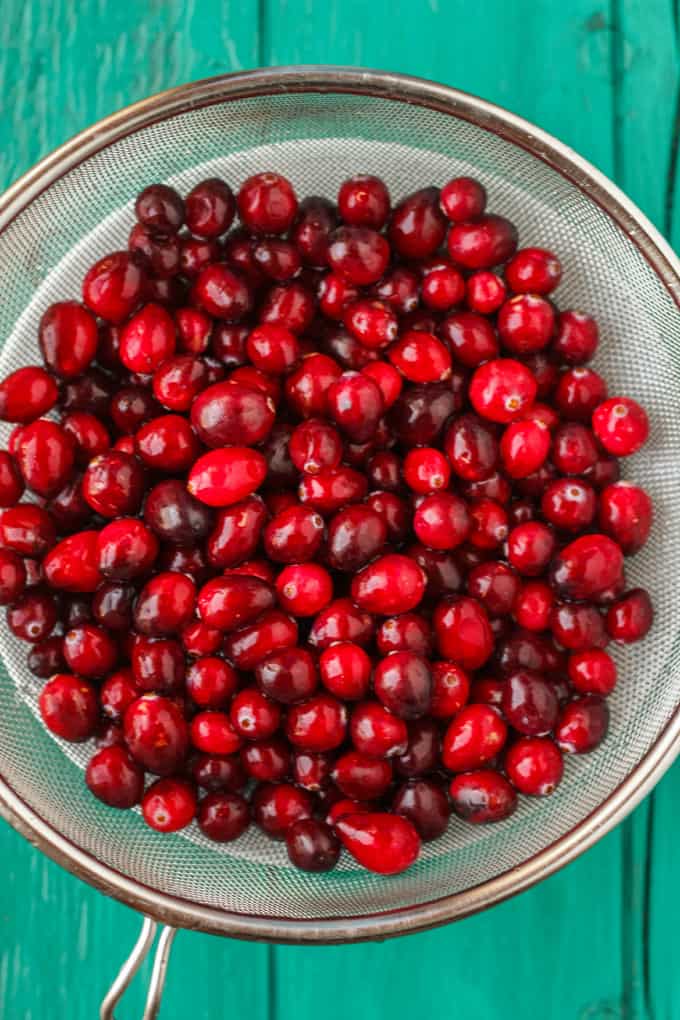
179;236;222;279
505;736;563;796
181;619;222;657
551;423;598;475
245;323;298;375
568;648;617;696
550;534;624;600
191;710;243;755
39;673;98;742
440;176;486;221
15;420;75;497
62;411;110;466
317;642;370;701
421;265;465;311
598;482;652;554
284;354;341;419
197;574;275;632
252;781;312;838
541;478;596;533
449;769;517;823
351;553;426;615
505;246;562;294
82;451;144;518
286;818;339;871
327;226;390;286
82;251;146;323
142;777;196;833
0;504;56;557
389;187;447;259
373;651;432;720
499;419;550;479
0;366;58;424
403;448;450;495
135;414;198;473
298;466;368;514
42;530;100;594
377;614;432;657
201;496;263;569
155;357;212;414
371;268;418;317
188;446;266;507
502;670;559;735
555;366;607;422
444;413;498;482
605;588;653;642
132;573;194;640
326;371;383;442
0;548;25;606
193;381;274;448
285;693;347;752
466;561;520;617
442;703;507;772
469;358;537;423
288;419;342;476
440;310;499;367
507;521;556;576
433;596;493;670
241;738;290;783
197;791;249;842
519;400;560;431
350;701;408;758
392;778;450;840
467;499;508;551
448;214;518;269
259;281;315;335
192;263;252;321
593;396;649;456
553;310;599;364
262;505;323;564
413;492;470;551
465;270;507;315
498;294;555;355
338;175;390;228
175;307;212;354
388;331;452;385
223;610;298;670
62;623;116;677
555;695;609;753
39;301;98;378
309;598;373;649
513;580;554;632
343;299;398;349
95;518;158;581
0;451;24;507
184;657;237;708
426;662;470;718
276;563;333;617
333;750;392;801
318;272;359;319
237;173;298;234
99;668;139;722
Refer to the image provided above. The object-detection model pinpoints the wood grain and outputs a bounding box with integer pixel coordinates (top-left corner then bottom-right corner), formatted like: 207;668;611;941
0;1;677;1017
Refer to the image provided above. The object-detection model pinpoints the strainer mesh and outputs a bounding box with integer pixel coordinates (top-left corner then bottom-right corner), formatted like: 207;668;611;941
0;91;678;921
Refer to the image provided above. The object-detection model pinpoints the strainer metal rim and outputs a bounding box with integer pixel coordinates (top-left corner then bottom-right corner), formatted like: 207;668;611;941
0;65;678;944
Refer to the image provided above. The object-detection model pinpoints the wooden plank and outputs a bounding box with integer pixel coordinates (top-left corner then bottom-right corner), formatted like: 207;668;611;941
0;2;270;1018
262;4;628;1017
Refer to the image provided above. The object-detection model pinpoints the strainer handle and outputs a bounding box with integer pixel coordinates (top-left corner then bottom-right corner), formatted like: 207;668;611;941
100;917;177;1020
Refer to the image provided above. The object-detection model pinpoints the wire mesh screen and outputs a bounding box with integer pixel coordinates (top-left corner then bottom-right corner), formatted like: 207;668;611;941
0;90;678;922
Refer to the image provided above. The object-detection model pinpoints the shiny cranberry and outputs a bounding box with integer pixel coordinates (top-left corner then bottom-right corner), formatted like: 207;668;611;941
174;308;212;355
507;521;556;576
568;648;617;696
315;642;369;701
237;173;298;234
192;263;252;321
287;420;341;477
184;656;236;708
132;573;194;639
195;790;249;843
309;598;373;649
593;396;649;456
401;447;448;495
420;265;464;311
143;479;213;546
326;371;383;443
252;781;311;838
82;451;144;518
505;247;561;295
252;648;316;706
442;702;507;772
109;385;159;435
197;574;274;632
285;693;346;752
389;331;452;385
499;420;550;479
134;183;183;233
350;701;408;758
229;688;282;743
244;324;297;376
439;312;497;369
259;281;315;334
466;561;520;617
448;214;517;269
555;366;607;422
134;414;198;473
351;553;426;615
335;811;420;874
82;251;146;323
181;619;222;656
550;534;624;600
298;466;368;515
466;499;507;551
118;303;175;373
413;492;470;551
26;634;64;677
502;670;558;735
512;580;553;632
0;366;58;424
210;323;247;368
15;420;75;498
497;294;555;355
286;818;339;871
223;609;298;669
318;272;359;319
391;778;449;840
141;777;196;833
375;616;430;659
0;504;56;557
283;355;340;420
0;451;24;508
372;650;431;719
550;423;597;475
276;563;333;617
128;222;180;279
190;710;242;755
387;719;436;778
343;299;397;350
85;744;144;809
505;736;563;796
336;174;389;229
41;530;99;594
605;588;653;642
202;497;263;570
462;272;505;318
290;196;337;267
469;358;537;423
388;383;458;448
540;478;595;532
433;595;493;670
553;310;598;364
261;505;321;564
443;414;497;483
555;695;609;753
183;177;234;236
327;226;390;286
333;750;392;801
449;769;517;823
92;581;134;631
94;518;157;581
239;737;289;783
191;381;274;449
62;623;116;677
39;300;98;379
439;176;486;221
598;481;652;555
388;187;446;259
190;753;247;793
39;673;98;742
188;446;266;507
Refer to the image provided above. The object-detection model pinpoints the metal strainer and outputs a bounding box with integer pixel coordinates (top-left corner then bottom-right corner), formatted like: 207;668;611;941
0;66;679;1018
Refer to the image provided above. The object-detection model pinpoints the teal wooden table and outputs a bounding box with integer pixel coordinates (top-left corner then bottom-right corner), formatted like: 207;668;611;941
0;2;678;1017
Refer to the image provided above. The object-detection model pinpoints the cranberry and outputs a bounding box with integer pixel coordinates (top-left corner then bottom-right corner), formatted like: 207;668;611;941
392;778;450;840
27;634;64;677
540;478;596;533
129;222;181;278
366;490;410;543
513;580;554;632
223;609;298;670
467;561;520;617
63;623;117;677
344;299;398;349
498;294;555;355
551;423;598;476
505;736;563;796
82;451;144;518
327;226;390;285
327;371;383;442
181;619;222;657
134;571;196;637
440;311;498;368
350;701;408;758
0;366;58;424
401;447;449;494
191;710;243;755
550;534;624;600
315;641;370;701
309;598;373;649
190;753;247;792
259;281;315;334
92;581;135;631
389;187;447;259
142;777;196;833
376;614;432;658
333;750;392;801
501;670;558;735
421;265;465;311
197;574;275;631
252;782;312;839
39;673;98;742
469;358;537;423
555;695;609;753
0;504;56;557
276;563;333;617
444;414;498;483
373;651;432;720
291;196;337;267
262;505;322;564
442;703;507;771
605;588;653;642
135;183;184;233
286;818;340;871
553;310;599;364
334;811;420;873
297;466;367;515
288;419;341;476
507;521;556;576
555;366;608;422
449;769;517;823
197;791;249;843
440;176;486;221
237;173;298;234
86;744;144;809
388;382;459;446
467;499;508;551
39;301;98;378
252;647;316;705
496;630;559;675
568;648;617;695
185;177;235;236
550;601;607;650
500;420;550;479
184;656;237;708
351;553;426;615
448;214;518;269
505;247;561;295
143;479;213;546
592;396;649;456
465;270;507;315
0;452;24;507
188;446;266;507
15;420;75;498
192;263;252;321
43;530;101;593
241;738;290;782
598;482;652;553
83;251;147;323
390;718;437;777
411;492;469;551
433;596;493;669
337;175;390;228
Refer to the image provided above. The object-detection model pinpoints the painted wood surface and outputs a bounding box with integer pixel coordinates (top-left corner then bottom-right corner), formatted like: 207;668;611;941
0;1;677;1017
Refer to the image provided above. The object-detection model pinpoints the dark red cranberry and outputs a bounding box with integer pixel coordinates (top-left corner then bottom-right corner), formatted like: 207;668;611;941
388;382;458;447
0;548;26;605
135;183;184;233
506;247;561;294
466;561;520;617
350;700;408;759
133;571;196;637
373;651;432;720
555;366;608;422
555;695;609;753
0;504;56;557
325;504;386;571
449;769;517;822
605;588;653;642
501;670;559;735
255;647;318;704
440;176;486;221
237;173;298;234
259;281;315;334
86;743;144;808
448;214;517;269
144;479;214;545
260;422;298;488
206;496;267;568
198;791;250;842
39;301;98;378
27;634;65;677
286;818;340;871
389;187;447;259
392;778;450;840
192;263;252;321
190;753;247;793
223;610;298;670
298;466;368;515
309;598;373;649
327;226;390;286
291;196;337;267
598;482;653;554
553;310;598;364
39;673;98;741
365;490;410;543
550;601;607;650
185;178;235;237
186;657;238;708
7;590;58;642
92;581;135;631
252;781;311;839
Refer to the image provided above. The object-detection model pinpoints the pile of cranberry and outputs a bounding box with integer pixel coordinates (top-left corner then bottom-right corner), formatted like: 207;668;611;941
0;169;653;876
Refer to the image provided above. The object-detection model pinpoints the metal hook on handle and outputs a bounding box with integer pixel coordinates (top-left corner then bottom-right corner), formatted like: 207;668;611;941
100;916;177;1020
